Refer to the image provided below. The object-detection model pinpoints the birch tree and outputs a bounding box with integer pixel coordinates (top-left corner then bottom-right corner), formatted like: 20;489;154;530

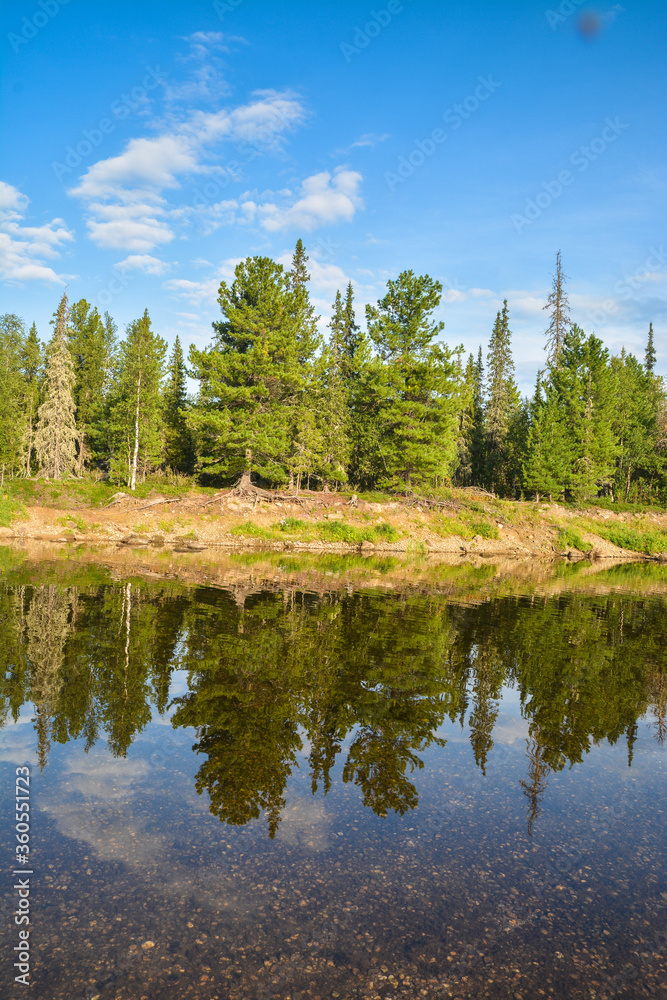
109;310;166;489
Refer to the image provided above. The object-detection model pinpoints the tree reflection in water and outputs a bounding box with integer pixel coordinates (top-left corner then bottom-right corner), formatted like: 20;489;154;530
1;575;665;837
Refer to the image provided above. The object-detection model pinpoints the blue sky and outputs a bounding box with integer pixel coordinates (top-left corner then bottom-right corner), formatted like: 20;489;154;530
1;0;665;391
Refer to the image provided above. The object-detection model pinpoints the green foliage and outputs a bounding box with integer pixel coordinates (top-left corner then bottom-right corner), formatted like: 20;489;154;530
108;309;167;489
365;270;462;489
164;336;195;474
0;494;26;527
556;526;593;552
34;292;79;480
189;253;320;486
467;518;499;540
583;521;667;555
484;300;522;495
278;516;306;531
68;300;116;472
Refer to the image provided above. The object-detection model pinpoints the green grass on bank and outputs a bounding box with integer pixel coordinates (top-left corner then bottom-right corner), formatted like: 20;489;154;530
581;520;667;556
429;513;500;541
230;518;403;546
556;527;594;553
6;475;218;509
0;495;27;527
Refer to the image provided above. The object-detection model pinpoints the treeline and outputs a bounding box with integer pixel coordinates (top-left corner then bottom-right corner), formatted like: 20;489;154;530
1;245;665;502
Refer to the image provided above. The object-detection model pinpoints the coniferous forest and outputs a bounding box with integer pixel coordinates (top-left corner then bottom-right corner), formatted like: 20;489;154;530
1;244;665;504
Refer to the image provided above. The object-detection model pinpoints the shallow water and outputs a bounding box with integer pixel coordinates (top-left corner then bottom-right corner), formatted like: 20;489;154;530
1;560;666;999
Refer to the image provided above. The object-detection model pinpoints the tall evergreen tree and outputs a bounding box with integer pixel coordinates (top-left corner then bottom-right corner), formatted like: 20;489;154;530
286;241;324;488
543;250;571;369
19;322;43;476
317;295;351;489
365;270;462;489
522;374;570;500
68;299;116;473
645;322;656;374
189;256;317;486
163;336;195;474
554;325;617;502
455;353;476;485
34;292;79;480
484;300;521;494
0;314;28;483
611;350;661;500
109;310;166;489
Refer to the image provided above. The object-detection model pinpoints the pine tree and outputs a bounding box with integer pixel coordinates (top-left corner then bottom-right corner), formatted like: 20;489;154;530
484;300;520;494
69;299;116;473
34;292;79;480
365;270;462;489
543;250;571;369
645;322;656;374
164;336;195;473
109;310;166;489
189;256;317;486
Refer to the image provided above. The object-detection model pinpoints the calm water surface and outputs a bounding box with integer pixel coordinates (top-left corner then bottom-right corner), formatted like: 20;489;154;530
0;558;665;1000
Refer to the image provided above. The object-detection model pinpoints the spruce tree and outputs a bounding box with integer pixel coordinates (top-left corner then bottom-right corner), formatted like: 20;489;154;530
34;292;79;480
330;283;375;488
522;375;570;500
645;322;656;374
455;353;476;485
164;336;195;473
365;270;461;489
318;296;351;489
543;251;571;369
484;301;520;494
0;314;27;483
69;299;116;473
19;322;43;476
341;281;362;373
553;325;617;502
109;310;166;488
471;346;486;485
286;241;324;487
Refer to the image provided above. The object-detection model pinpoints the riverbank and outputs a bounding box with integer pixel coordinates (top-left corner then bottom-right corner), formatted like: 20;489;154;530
1;481;667;562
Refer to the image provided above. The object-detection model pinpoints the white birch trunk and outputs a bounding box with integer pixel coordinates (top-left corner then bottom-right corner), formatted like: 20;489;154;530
130;373;141;491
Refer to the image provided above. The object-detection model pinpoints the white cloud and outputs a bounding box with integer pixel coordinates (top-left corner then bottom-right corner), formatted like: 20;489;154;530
348;132;390;149
254;167;363;232
70;92;307;252
85;201;174;252
114;254;171;275
0;180;74;284
164;256;242;305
